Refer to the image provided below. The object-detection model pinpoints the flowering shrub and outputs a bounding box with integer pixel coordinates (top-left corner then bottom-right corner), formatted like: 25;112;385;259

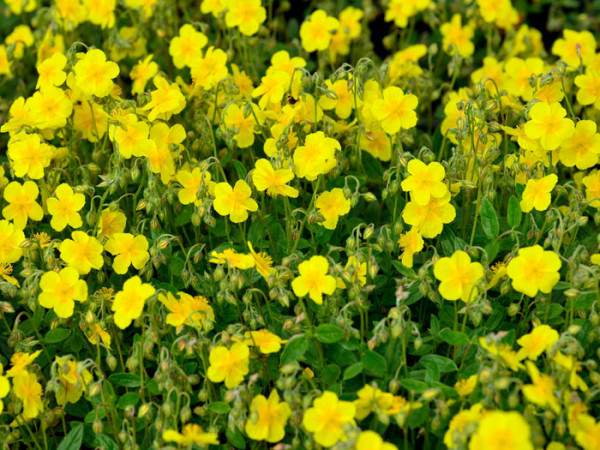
1;0;600;448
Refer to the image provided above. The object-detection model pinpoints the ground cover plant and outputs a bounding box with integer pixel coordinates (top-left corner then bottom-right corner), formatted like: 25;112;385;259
0;0;600;448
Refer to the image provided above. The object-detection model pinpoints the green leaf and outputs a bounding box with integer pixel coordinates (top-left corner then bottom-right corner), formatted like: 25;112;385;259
361;350;387;378
400;379;429;393
315;324;345;344
107;373;141;388
343;362;363;380
57;424;83;450
480;198;499;237
507;195;522;228
420;354;458;373
232;160;247;180
361;151;384;180
175;205;194;227
322;364;341;385
116;393;139;410
207;402;231;414
280;336;308;366
226;427;246;449
45;328;71;344
439;330;469;346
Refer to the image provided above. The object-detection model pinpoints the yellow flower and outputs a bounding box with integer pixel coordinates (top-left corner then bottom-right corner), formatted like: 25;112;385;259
252;159;298;198
225;0;266;36
293;131;340;181
454;374;478;397
506;245;561;297
574;68;600;110
558;120;600;169
98;208;126;238
159;291;214;331
479;337;524;372
105;233;150;274
360;129;391;162
222;103;263;148
143;76;186;122
444;403;484;449
87;323;112;349
163;424;219;446
371;86;419;135
440;14;475;58
73;102;108;142
253;70;291;109
388;44;428;82
130;55;158;95
6;0;36;14
2;181;44;229
207;342;250;389
0;263;19;287
245;390;291;443
210;248;255;269
517;324;559;360
553;351;588;392
46;183;85;231
177;167;212;206
433;250;484;303
53;356;93;406
36;52;67;88
0;363;9;414
583;170;600;209
0;220;25;264
213;180;258;223
398;228;424;268
267;50;306;78
520;174;558;213
0;45;11;77
401;159;448;205
245;329;284;354
315;188;351;230
112;276;156;329
469;410;533;450
59;231;104;274
110;114;153;159
476;0;518;29
191;46;228;91
291;255;337;305
575;421;600;450
12;371;43;419
385;0;430;28
522;361;560;414
402;192;456;239
523;102;574;151
318;78;358;120
302;391;356;448
354;430;397;450
38;267;88;318
5;351;41;377
169;24;207;69
7;133;51;180
73;49;119;98
247;241;273;279
300;10;339;53
504;57;545;101
552;29;597;68
336;255;367;289
5;25;34;59
82;0;116;28
27;85;73;129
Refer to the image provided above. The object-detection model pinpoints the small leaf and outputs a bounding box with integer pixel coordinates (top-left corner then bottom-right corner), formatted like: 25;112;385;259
207;402;231;414
280;335;308;366
361;350;387;378
480;198;499;237
439;330;469;346
315;324;344;344
226;427;246;449
45;328;71;344
420;354;458;373
117;393;139;410
400;379;429;393
57;424;83;450
343;362;363;380
107;373;141;388
507;195;522;228
232;160;247;180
